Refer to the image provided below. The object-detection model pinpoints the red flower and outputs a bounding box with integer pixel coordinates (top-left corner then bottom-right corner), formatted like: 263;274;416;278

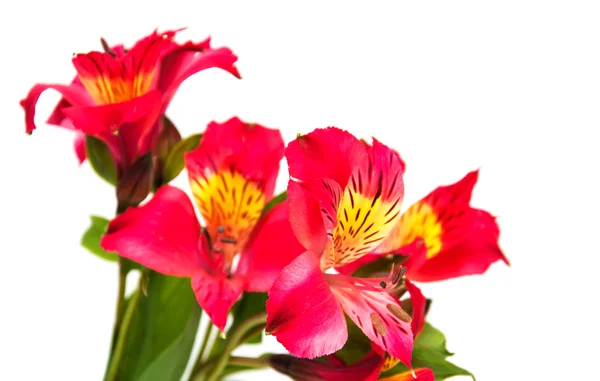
100;118;304;330
349;170;509;282
20;29;239;172
266;128;414;367
268;350;434;381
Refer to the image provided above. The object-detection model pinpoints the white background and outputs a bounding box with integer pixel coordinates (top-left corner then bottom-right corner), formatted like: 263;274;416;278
1;1;599;380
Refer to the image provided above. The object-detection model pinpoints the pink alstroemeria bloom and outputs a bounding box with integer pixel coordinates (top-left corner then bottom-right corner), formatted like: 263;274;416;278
20;29;239;172
266;128;415;367
101;118;304;330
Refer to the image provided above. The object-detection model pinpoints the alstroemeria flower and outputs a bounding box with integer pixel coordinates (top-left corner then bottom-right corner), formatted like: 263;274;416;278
268;351;434;381
266;128;415;366
101;118;304;330
344;170;509;282
20;28;239;172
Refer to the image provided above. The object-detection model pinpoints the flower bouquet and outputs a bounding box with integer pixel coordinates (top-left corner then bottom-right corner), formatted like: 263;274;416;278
21;28;508;381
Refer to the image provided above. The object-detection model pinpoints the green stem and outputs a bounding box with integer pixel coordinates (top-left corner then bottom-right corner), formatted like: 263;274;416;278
228;356;269;368
113;257;127;337
196;312;267;381
189;320;215;377
104;275;143;381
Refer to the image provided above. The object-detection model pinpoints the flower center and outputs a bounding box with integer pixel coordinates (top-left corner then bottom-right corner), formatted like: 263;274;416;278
190;170;265;271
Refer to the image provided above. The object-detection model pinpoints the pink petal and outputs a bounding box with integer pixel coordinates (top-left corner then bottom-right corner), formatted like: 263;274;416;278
287;180;328;254
286;127;368;187
329;274;413;368
191;273;244;331
266;251;348;358
405;280;426;338
101;186;207;277
236;201;305;292
74;131;86;165
20;82;93;134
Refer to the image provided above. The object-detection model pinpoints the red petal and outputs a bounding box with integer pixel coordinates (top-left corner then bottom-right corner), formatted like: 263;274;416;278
101;186;207;277
268;351;384;381
378;368;435;381
266;251;348;358
159;42;240;108
287;180;328;254
62;90;162;136
20;82;92;133
405;280;426;338
191;273;244;331
329;275;413;368
286;127;368;187
186;117;284;200
236;201;305;292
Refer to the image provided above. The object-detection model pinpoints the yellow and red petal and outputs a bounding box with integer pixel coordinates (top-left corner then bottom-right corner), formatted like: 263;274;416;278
266;251;348;359
377;170;508;282
327;139;405;267
268;351;384;381
72;30;172;105
236;201;305;292
100;186;208;277
329;274;414;368
185;118;284;265
379;368;435;381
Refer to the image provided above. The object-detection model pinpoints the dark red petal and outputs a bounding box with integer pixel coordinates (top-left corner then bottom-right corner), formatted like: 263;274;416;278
266;251;347;359
287;180;328;254
159;43;240;109
285;127;368;187
191;273;244;331
268;351;384;381
20;82;92;133
236;201;305;292
101;186;207;277
378;368;435;381
405;280;426;338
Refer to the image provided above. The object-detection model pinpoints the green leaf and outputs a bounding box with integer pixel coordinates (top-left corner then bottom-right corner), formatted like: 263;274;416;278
105;272;201;381
380;322;475;380
81;216;118;262
86;135;117;185
262;191;287;216
161;133;202;185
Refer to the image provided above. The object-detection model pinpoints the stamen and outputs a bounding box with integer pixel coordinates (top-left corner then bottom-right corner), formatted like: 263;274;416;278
386;303;412;323
370;313;387;336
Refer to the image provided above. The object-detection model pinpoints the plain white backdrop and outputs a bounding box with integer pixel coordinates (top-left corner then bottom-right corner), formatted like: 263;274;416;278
1;1;599;380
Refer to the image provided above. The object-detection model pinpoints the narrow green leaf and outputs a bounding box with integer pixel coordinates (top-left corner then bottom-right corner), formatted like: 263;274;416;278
262;191;287;216
81;216;117;262
380;323;475;380
86;135;117;185
161;133;202;185
105;272;201;381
